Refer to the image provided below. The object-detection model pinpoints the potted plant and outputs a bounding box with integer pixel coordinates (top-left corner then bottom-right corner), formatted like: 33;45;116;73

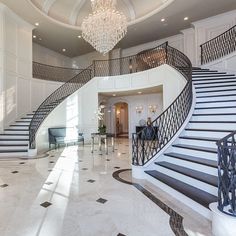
98;124;106;134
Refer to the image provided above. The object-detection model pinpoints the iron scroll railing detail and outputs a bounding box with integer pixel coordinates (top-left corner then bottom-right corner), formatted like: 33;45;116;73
29;66;93;149
132;45;192;166
33;62;84;82
217;131;236;217
200;25;236;64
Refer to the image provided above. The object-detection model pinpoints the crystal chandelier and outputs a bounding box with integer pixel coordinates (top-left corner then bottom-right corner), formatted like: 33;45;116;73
81;0;127;54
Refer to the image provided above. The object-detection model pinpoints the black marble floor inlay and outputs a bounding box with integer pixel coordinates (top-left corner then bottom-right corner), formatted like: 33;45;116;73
45;182;53;185
117;233;126;236
82;168;88;170
19;162;25;165
96;198;107;204
87;179;96;183
49;161;54;164
114;167;120;169
48;169;52;172
106;159;110;161
79;160;83;162
121;153;126;155
112;169;188;236
40;201;52;208
0;184;8;188
11;171;18;174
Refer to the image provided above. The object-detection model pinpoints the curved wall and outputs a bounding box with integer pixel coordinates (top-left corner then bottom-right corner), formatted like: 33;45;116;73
35;64;186;152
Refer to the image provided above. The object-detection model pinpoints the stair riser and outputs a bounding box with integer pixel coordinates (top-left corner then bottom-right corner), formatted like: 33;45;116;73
194;81;236;87
196;95;236;102
150;165;217;196
0;152;28;157
161;156;217;176
170;146;217;159
194;108;236;114
196;101;236;108
187;122;236;130
183;130;230;138
191;115;236;122
0;135;29;140
8;126;29;130
177;138;217;148
4;131;29;135
196;90;236;96
0;140;29;145
0;146;28;151
192;75;235;80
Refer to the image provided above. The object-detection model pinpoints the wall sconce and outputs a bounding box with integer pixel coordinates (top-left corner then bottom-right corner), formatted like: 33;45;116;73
136;106;143;114
149;105;157;114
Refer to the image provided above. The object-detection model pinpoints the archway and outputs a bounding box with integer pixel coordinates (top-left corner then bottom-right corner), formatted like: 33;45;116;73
114;102;129;138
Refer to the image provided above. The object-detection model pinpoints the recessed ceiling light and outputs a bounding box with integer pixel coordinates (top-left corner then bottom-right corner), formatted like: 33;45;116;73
184;17;189;21
62;49;66;52
35;22;39;26
112;94;116;97
161;18;165;22
138;91;142;94
78;35;82;38
33;35;36;39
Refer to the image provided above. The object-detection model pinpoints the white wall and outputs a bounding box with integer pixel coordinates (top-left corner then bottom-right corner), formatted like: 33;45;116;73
0;4;33;130
35;64;186;151
192;9;236;66
72;50;109;69
33;43;72;67
103;93;163;138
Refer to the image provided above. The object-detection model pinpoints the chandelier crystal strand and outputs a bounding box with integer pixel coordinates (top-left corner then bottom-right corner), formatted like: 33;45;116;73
82;0;127;54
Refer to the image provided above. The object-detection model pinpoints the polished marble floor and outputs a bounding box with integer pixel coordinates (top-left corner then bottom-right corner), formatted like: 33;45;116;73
0;139;212;236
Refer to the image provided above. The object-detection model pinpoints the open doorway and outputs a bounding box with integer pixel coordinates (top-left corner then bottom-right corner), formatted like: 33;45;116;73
114;102;129;138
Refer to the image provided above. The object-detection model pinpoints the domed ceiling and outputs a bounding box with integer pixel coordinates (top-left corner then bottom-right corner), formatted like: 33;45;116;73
0;0;235;57
30;0;174;29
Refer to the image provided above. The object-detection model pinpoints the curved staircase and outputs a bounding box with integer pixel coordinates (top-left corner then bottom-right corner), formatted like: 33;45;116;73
145;67;236;216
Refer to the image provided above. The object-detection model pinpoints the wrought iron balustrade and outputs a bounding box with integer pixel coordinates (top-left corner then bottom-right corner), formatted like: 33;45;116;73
217;131;236;216
132;44;192;166
200;25;236;64
29;66;93;149
33;62;83;82
29;42;192;157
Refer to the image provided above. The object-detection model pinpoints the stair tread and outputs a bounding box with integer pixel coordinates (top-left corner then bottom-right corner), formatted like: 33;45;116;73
179;135;218;142
196;88;236;93
189;120;236;124
195;84;236;89
185;128;234;133
194;79;236;85
0;144;28;146
193;77;236;82
172;144;217;153
164;152;217;168
193;74;235;78
195;106;236;110
196;99;236;104
5;129;29;131
145;170;217;208
193;113;236;116
156;161;218;187
0;150;27;153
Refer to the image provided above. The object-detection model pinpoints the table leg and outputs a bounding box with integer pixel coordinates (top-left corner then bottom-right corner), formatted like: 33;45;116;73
112;137;114;152
99;136;102;151
91;137;94;153
105;137;108;155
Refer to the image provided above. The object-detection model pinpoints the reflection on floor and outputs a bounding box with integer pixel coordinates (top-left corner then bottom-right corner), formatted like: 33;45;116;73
0;139;211;236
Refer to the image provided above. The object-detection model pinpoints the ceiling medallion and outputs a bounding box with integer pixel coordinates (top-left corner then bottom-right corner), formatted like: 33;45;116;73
81;0;127;54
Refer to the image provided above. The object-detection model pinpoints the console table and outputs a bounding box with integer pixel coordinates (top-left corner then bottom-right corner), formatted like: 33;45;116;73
91;133;115;155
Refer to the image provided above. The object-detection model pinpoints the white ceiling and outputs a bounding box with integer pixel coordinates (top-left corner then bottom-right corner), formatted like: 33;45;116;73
0;0;236;57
